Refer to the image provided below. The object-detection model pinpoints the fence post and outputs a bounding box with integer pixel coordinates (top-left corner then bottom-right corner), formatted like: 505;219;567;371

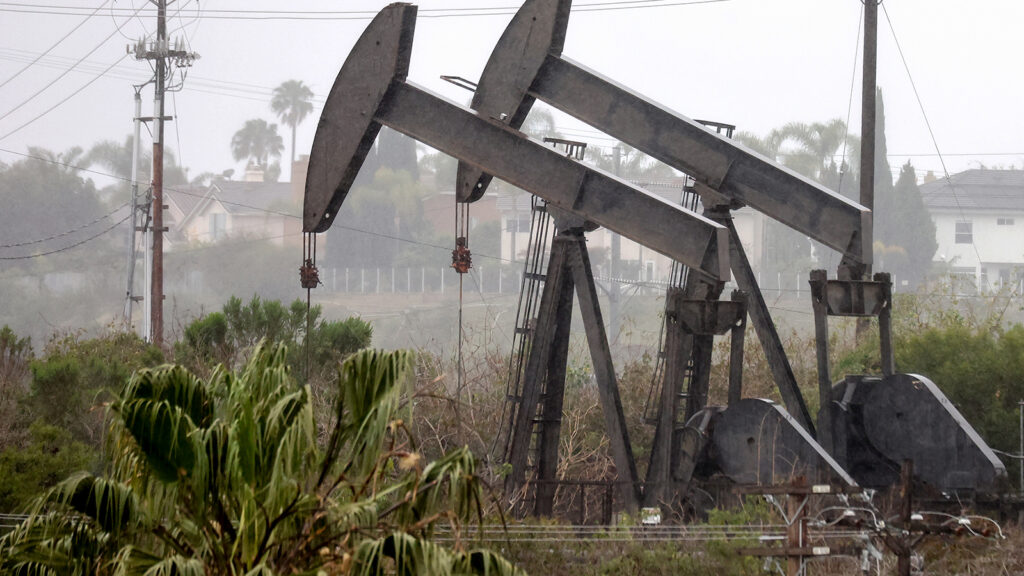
361;269;365;293
422;267;426;293
441;268;445;295
376;268;381;294
391;267;395;293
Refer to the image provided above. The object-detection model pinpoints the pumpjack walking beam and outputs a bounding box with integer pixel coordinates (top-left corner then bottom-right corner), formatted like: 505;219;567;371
454;0;872;434
303;4;728;283
508;215;640;513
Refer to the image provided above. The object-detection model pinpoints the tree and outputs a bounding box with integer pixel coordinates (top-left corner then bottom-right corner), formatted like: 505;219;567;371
874;162;937;286
85;135;188;192
0;147;105;269
0;345;520;575
270;79;315;166
230;119;284;169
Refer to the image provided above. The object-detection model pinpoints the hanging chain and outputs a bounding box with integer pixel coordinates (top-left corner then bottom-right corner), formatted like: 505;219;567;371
300;232;321;381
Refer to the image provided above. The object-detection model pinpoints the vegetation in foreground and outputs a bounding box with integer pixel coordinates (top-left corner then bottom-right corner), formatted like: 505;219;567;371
0;345;519;575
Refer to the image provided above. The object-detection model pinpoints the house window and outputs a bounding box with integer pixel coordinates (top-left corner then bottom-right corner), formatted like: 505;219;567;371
998;218;1015;226
955;221;973;244
209;213;226;240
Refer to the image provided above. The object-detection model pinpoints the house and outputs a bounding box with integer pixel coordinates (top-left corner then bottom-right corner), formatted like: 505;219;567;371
920;169;1024;288
164;161;306;249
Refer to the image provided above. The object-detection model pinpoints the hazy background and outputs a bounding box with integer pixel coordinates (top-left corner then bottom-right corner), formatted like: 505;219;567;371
2;0;1022;183
1;0;1022;349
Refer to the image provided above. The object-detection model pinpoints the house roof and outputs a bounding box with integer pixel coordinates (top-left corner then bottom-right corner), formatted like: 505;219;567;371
920;169;1024;212
209;180;293;215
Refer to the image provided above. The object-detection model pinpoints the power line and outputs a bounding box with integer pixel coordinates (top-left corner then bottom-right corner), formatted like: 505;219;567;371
880;3;984;268
0;201;130;248
0;2;145;124
0;214;129;260
0;52;129;141
0;0;110;90
0;0;731;20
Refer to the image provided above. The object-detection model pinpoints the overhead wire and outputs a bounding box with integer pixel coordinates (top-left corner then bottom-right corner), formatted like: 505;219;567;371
880;2;984;267
0;0;731;19
0;0;110;90
0;214;130;260
0;53;130;141
0;1;146;124
0;200;130;248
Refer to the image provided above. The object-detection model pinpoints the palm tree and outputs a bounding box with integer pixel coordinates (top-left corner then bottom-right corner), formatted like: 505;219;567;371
270;80;314;166
0;345;520;575
230;118;284;168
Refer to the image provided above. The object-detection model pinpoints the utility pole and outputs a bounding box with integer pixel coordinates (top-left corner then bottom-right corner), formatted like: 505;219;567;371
859;0;878;277
129;0;197;344
853;0;878;340
123;87;143;326
151;0;167;346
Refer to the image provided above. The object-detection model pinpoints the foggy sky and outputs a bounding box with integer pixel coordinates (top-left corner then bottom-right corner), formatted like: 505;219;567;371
1;0;1022;185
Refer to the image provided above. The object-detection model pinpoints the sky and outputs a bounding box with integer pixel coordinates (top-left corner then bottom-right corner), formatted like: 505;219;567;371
1;0;1023;187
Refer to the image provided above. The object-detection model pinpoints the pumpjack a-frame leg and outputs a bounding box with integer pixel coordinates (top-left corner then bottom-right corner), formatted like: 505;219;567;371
506;222;640;515
643;266;736;507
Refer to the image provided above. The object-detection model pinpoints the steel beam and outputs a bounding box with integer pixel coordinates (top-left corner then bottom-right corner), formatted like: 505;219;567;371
721;217;815;434
535;264;574;516
567;234;641;510
456;0;871;263
305;4;729;281
506;236;573;496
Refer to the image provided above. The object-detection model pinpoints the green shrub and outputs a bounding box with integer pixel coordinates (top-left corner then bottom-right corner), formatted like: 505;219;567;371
0;420;95;512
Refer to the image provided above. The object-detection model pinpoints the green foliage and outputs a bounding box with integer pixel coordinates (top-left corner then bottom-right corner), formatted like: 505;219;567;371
0;345;520;575
270;79;315;165
0;421;96;512
0;147;105;273
27;331;163;446
0;325;33;449
230;118;284;168
875;162;937;288
176;295;373;376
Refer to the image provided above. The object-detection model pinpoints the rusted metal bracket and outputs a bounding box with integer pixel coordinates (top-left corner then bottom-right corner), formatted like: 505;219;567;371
456;0;871;264
304;3;729;282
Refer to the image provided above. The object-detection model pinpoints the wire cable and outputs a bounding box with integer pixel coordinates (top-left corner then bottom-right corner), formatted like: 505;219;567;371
0;214;129;260
880;3;983;267
0;0;731;20
0;2;145;123
0;52;130;141
0;201;130;248
0;0;110;90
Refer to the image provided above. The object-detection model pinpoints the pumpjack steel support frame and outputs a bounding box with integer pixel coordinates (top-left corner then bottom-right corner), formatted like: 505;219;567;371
508;220;640;513
303;3;729;283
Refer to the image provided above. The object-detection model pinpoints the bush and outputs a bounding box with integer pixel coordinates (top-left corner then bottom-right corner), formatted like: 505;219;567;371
0;420;95;512
176;295;373;378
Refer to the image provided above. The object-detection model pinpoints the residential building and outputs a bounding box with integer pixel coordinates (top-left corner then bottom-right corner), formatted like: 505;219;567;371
920;169;1024;288
164;161;306;249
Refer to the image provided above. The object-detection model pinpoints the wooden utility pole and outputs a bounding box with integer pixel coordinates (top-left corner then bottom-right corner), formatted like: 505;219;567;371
151;0;166;346
854;0;878;340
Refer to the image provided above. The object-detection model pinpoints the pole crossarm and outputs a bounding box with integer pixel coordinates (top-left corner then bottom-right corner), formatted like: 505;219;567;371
455;0;871;264
304;3;729;281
